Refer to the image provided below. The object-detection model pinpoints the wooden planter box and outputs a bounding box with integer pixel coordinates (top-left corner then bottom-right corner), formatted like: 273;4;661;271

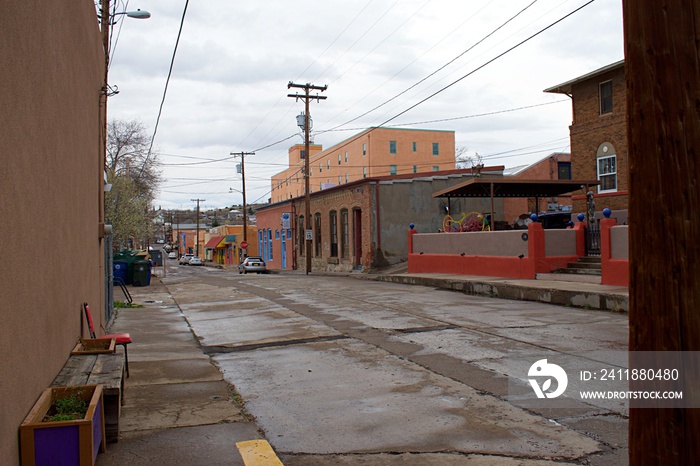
20;385;106;466
71;338;116;355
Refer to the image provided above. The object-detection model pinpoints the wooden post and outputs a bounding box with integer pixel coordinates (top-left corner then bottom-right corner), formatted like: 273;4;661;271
624;1;700;464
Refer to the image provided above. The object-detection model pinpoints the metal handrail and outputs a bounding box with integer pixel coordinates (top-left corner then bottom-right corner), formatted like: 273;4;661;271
113;277;133;304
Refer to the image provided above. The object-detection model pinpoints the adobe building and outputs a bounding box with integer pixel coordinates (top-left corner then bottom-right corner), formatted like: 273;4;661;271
544;61;628;220
0;2;106;462
256;167;504;273
270;127;456;203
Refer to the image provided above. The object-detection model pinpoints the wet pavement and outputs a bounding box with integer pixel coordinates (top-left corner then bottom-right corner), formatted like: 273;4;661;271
99;264;629;465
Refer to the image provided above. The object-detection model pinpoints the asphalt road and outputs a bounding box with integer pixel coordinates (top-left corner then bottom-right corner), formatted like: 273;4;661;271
162;262;629;465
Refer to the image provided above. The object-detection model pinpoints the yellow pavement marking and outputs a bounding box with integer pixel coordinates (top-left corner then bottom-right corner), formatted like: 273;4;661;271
236;439;284;466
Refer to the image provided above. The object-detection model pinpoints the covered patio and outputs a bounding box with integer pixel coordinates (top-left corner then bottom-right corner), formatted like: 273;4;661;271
432;179;600;228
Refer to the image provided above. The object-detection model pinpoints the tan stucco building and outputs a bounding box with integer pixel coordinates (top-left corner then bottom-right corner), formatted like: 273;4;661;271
270;127;456;203
0;1;107;462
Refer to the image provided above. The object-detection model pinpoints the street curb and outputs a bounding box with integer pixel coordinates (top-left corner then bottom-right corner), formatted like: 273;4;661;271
371;274;629;313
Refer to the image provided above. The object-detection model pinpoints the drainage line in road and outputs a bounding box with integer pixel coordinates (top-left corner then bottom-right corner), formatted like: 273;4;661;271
393;324;459;334
202;334;349;354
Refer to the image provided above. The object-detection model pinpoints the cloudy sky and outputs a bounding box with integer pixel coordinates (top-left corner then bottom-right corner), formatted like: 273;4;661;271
106;0;624;211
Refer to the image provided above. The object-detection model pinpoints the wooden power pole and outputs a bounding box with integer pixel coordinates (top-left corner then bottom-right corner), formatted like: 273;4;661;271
231;151;255;248
191;198;205;257
624;1;700;464
287;82;327;274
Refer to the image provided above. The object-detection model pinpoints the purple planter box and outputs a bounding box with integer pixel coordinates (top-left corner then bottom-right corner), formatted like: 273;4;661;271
20;385;106;466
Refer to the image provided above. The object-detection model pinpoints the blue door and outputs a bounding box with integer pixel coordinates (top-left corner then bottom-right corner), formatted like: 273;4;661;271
281;230;287;269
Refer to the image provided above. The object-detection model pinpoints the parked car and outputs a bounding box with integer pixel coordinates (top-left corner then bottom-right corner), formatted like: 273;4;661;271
189;256;203;266
238;256;266;274
168;251;178;259
179;253;194;265
536;212;572;229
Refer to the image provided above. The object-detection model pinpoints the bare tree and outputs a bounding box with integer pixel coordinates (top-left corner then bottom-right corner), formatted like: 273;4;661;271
455;147;484;174
105;119;161;250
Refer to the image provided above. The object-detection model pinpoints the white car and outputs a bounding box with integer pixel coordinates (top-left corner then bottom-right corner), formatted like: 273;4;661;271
189;256;203;266
238;256;266;274
168;251;178;259
179;254;194;265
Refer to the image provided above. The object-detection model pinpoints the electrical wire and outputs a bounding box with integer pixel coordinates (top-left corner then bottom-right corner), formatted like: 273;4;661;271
375;0;595;128
137;0;189;178
325;0;539;132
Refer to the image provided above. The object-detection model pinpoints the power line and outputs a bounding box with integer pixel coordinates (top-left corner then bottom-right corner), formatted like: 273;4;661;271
138;0;190;178
325;0;539;132
374;0;596;129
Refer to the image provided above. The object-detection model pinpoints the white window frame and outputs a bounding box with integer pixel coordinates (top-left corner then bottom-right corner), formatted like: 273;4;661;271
596;154;617;193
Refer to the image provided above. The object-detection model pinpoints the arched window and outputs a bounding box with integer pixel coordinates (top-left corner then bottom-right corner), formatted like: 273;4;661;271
298;215;304;255
329;211;338;257
340;209;349;258
314;213;322;257
596;142;617;193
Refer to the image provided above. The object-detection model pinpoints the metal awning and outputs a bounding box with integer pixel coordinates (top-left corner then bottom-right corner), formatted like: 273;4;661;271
433;179;600;229
432;179;600;199
204;236;226;249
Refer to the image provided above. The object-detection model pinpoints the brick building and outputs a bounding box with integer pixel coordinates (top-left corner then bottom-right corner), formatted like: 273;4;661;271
270;127;456;203
257;167;504;272
544;60;628;219
502;152;572;225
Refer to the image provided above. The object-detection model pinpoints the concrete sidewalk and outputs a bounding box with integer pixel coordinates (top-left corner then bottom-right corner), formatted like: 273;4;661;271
96;279;263;466
369;272;629;312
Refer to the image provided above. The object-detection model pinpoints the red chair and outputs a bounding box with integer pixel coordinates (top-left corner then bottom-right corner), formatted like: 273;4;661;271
83;303;132;377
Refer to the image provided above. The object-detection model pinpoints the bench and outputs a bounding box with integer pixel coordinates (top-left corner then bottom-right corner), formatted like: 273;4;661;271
51;346;125;443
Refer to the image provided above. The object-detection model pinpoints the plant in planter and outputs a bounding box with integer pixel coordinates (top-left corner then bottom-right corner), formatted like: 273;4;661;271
20;385;106;466
71;337;116;355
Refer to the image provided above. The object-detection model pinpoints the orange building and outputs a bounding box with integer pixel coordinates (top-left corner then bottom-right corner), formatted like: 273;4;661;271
270;127;455;203
204;225;259;265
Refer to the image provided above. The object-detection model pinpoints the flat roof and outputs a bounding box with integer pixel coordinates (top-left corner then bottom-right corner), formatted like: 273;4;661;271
432;179;600;198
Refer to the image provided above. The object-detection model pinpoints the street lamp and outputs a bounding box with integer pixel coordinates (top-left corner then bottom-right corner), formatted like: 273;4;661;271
112;9;151;21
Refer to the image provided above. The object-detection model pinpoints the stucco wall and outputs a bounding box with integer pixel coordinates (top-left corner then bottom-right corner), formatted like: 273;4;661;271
379;175;502;263
0;1;104;462
544;230;577;256
413;231;528;257
611;225;629;259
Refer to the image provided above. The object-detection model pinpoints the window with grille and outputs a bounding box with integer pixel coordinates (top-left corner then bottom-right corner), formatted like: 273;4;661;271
597;155;617;192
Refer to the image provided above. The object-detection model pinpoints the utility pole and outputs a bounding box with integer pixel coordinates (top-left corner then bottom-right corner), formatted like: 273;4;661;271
287;81;327;274
230;151;255;247
191;198;205;257
625;1;700;464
